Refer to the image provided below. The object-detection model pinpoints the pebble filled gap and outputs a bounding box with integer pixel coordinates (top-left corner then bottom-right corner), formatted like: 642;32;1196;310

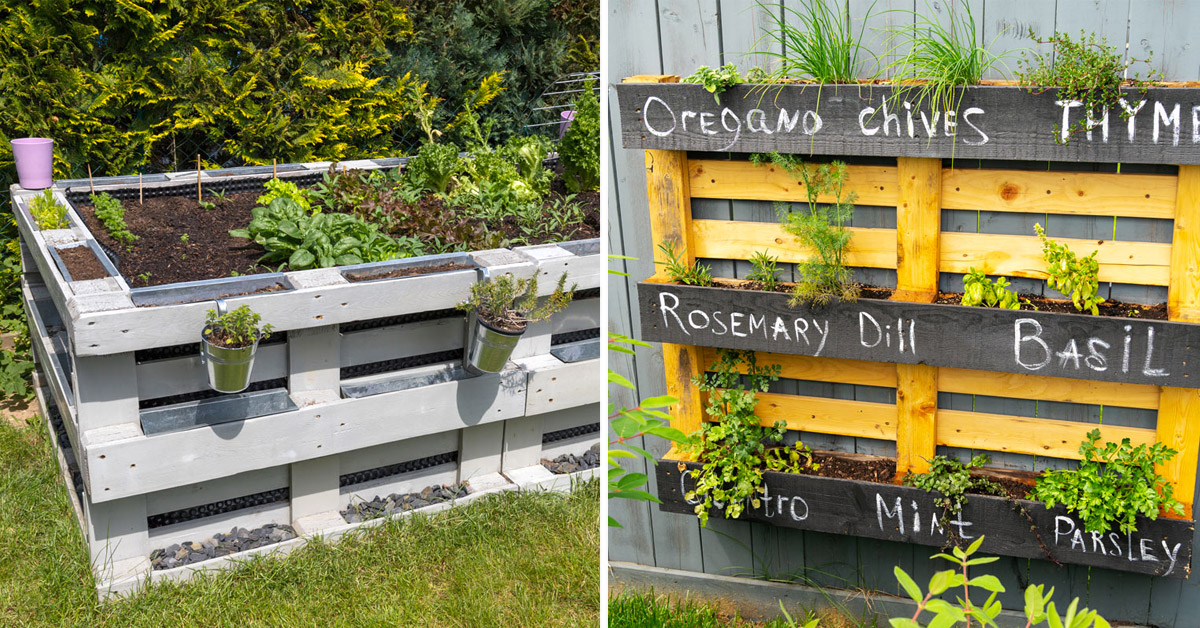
541;443;600;474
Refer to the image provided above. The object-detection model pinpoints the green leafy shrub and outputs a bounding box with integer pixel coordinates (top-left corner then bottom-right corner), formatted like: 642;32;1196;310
230;197;414;269
256;179;311;212
204;304;273;349
405;142;462;195
685;349;782;527
656;240;712;287
1017;29;1159;143
27;190;68;230
905;454;1005;515
685;64;743;102
756;153;858;305
1035;223;1103;315
559;82;600;193
1031;429;1183;534
90;192;138;249
961;268;1020;309
457;271;575;331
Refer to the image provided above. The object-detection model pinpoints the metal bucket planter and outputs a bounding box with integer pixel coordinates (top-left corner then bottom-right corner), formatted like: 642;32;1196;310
463;310;524;374
200;325;262;393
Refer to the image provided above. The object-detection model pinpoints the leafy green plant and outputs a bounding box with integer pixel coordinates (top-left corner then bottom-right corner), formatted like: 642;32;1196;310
27;189;68;230
685;349;783;527
208;189;230;205
204;304;273;349
180;233;190;245
746;250;782;292
962;268;1020;309
685;64;743;102
230;197;413;269
885;0;1007;124
906;454;1005;517
90;192;138;249
1017;30;1160;143
656;240;713;286
405;141;462;195
1031;429;1183;535
256;178;310;211
763;441;819;474
888;536;1110;628
755;153;858;305
754;0;869;83
457;271;575;331
1034;223;1103;315
503;134;553;197
559;81;600;193
197;200;216;211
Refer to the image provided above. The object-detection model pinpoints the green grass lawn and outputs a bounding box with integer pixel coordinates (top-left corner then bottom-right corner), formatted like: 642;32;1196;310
0;415;599;627
608;591;875;628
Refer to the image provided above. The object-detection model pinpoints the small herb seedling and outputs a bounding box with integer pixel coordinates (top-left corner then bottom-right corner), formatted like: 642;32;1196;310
1035;223;1103;315
91;192;138;249
209;190;230;204
180;233;190;245
656;240;713;286
204;304;273;349
763;440;820;474
198;200;216;211
28;189;69;230
456;272;575;332
962;268;1020;309
685;64;743;103
746;250;782;292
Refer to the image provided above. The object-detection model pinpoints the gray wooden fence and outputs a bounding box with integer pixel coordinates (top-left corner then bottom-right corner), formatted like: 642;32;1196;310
607;1;1200;624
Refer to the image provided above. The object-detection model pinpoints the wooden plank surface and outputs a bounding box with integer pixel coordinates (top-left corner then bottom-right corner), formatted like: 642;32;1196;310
689;160;898;206
940;231;1171;286
942;168;1177;219
895;157;941;301
638;280;1200;386
617;82;1200;165
752;392;896;440
938;409;1156;459
895;363;937;475
658;459;1194;578
693;220;898;268
1168;165;1200;319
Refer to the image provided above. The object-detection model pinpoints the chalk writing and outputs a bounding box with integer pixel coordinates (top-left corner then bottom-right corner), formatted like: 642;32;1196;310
1014;319;1169;377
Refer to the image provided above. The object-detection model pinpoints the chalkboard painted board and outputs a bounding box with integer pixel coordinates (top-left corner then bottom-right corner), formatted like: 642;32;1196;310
657;458;1194;578
616;82;1200;165
637;280;1200;387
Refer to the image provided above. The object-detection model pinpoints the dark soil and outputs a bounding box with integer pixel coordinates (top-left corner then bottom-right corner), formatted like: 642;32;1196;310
346;261;475;282
708;278;1167;320
77;192;271;287
221;283;288;298
57;245;109;281
77;172;598;288
788;451;897;483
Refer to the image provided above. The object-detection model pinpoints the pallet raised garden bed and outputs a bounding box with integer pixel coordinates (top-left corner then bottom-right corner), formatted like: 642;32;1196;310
619;74;1200;577
12;157;602;598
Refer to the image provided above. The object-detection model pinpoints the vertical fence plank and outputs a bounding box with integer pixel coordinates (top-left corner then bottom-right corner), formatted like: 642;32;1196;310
658;0;722;75
896;364;938;475
1127;0;1200;81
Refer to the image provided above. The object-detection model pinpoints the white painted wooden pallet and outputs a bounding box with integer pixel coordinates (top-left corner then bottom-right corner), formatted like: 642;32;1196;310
13;162;602;599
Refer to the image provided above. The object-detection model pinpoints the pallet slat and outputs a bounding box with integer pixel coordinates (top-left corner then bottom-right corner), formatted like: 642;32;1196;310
938;410;1156;459
692;220;898;268
688;160;897;206
942;168;1177;219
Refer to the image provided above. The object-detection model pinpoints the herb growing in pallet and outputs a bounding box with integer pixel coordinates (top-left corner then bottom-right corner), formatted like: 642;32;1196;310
746;250;782;292
28;189;68;230
961;268;1020;309
754;0;869;84
753;153;858;305
684;349;782;527
763;440;819;474
685;64;745;103
204;305;273;349
90;192;138;249
1017;29;1160;144
457;272;575;333
656;240;713;286
1031;429;1182;534
1035;223;1103;315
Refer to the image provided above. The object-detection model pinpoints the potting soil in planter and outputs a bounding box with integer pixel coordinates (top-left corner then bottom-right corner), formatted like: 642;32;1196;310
57;246;109;281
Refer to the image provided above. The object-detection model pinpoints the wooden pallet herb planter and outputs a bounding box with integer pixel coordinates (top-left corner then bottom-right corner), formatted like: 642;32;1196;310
656;453;1194;578
11;160;602;598
620;74;1200;578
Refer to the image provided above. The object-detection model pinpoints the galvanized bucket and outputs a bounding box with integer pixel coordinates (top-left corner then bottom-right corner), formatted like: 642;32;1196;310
463;310;524;374
200;325;261;393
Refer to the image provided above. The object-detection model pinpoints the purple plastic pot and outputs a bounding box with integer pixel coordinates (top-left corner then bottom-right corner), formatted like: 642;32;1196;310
11;138;53;189
559;110;576;139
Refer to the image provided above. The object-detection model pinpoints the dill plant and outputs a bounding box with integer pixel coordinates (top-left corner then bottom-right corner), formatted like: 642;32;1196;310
753;153;858;305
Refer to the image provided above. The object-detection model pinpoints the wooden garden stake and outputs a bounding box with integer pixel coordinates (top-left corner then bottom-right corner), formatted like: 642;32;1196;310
196;154;202;202
87;164;94;195
139;172;143;205
272;158;277;178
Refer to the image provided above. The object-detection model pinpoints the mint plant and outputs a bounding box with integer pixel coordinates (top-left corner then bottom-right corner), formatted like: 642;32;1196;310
90;192;138;249
1034;223;1103;315
685;349;782;527
905;454;1005;517
1031;429;1183;534
754;153;858;305
28;189;68;230
204;305;273;349
962;268;1020;309
656;240;713;286
457;271;575;332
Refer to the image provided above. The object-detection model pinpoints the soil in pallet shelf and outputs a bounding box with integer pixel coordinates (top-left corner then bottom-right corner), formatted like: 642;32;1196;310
724;279;1167;320
77;178;599;288
56;246;109;281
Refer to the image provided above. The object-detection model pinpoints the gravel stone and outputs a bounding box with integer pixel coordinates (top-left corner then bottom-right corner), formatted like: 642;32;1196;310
542;443;601;474
149;523;299;570
339;482;470;524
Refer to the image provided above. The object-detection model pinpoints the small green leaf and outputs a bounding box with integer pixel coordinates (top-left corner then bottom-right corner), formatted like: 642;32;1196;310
894;566;923;603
